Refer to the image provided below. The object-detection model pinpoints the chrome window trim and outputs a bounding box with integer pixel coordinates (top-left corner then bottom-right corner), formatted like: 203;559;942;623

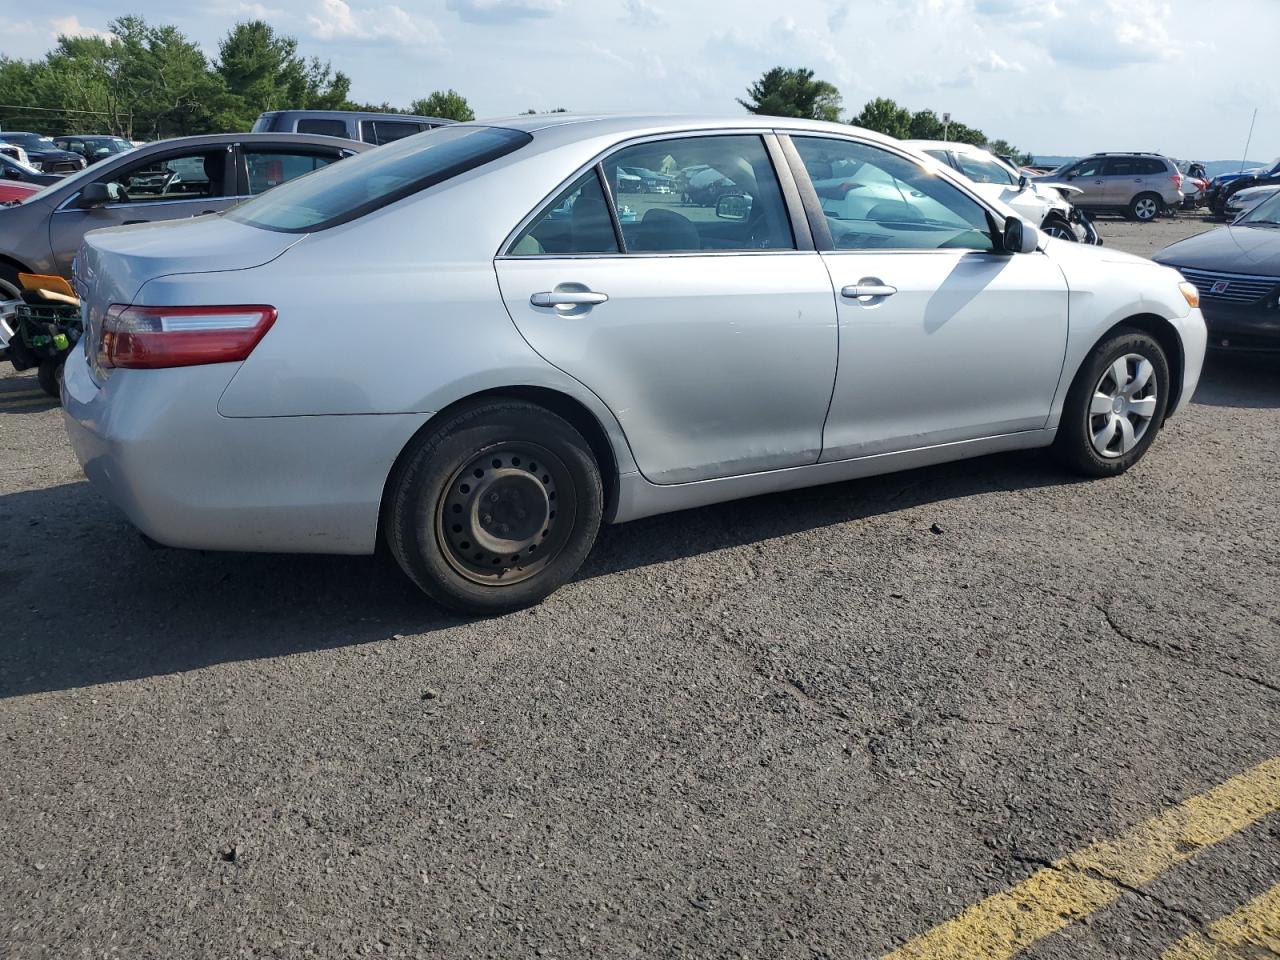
53;194;231;214
498;127;804;259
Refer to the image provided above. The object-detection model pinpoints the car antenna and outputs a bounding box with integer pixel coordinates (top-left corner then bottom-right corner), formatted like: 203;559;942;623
1239;107;1258;174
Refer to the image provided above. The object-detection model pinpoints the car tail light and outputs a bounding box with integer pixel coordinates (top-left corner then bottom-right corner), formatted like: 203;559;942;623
1171;173;1183;189
98;304;276;369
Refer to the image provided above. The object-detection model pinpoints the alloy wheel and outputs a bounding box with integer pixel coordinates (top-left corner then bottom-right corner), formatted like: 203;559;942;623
1134;197;1159;221
1089;353;1158;458
435;442;576;586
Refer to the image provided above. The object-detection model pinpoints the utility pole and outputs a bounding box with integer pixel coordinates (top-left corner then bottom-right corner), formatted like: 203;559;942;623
943;112;951;141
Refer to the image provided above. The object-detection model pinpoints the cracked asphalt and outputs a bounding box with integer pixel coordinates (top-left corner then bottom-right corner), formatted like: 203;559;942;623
2;210;1278;959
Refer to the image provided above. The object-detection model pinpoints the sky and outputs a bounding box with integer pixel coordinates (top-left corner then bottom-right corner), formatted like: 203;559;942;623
3;0;1278;162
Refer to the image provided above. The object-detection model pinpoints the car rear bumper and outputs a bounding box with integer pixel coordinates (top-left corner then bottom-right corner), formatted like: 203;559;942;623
61;345;432;554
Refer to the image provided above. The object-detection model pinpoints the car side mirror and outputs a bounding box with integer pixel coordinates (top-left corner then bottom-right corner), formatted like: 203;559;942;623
77;182;112;208
1018;174;1029;190
715;193;752;221
1002;216;1040;254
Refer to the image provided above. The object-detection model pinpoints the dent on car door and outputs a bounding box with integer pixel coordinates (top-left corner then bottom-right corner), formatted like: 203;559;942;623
494;133;839;485
786;134;1069;460
49;146;237;272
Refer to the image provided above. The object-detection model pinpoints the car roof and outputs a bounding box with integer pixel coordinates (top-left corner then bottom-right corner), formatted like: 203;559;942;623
258;109;452;124
463;113;915;154
904;139;993;155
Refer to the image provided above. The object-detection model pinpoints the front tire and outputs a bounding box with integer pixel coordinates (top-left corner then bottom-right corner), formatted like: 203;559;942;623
386;399;603;614
1041;214;1077;241
1127;193;1161;222
37;356;64;399
1053;328;1170;477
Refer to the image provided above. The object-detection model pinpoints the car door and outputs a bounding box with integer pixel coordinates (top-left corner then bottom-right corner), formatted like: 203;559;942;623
494;132;838;485
1063;156;1107;205
48;145;237;273
786;134;1068;460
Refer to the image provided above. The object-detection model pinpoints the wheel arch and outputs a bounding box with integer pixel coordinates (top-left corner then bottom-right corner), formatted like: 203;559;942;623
1083;313;1186;420
377;385;624;550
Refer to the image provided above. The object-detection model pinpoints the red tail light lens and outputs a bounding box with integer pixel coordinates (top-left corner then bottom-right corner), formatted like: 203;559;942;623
99;304;277;370
1172;173;1184;189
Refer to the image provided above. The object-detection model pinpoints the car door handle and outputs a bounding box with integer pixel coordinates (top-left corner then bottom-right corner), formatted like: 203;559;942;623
841;282;897;300
530;290;609;308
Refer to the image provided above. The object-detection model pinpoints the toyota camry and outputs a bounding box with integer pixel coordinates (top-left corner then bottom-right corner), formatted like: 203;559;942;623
63;115;1207;613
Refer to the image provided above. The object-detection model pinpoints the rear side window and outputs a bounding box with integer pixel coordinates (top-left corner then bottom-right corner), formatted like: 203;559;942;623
228;125;531;232
361;120;424;145
243;149;340;195
508;170;620;255
251;115;275;133
297;118;349;138
1140;158;1168;175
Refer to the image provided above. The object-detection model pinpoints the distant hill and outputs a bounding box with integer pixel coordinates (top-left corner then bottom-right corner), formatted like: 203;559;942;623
1030;156;1269;177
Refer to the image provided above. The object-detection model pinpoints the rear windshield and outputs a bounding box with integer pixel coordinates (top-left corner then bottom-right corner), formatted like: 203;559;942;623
227;125;531;233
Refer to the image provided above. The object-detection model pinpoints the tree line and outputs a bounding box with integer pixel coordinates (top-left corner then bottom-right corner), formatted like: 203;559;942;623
1;22;1030;161
0;17;477;139
740;67;1031;164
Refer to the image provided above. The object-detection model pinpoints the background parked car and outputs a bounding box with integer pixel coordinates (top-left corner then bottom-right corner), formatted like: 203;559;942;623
908;139;1097;243
251;109;451;145
52;135;135;165
1205;157;1280;215
0;142;30;165
1155;188;1280;350
0;132;86;174
1034;152;1183;221
0;153;62;187
0;132;370;298
1223;183;1280;220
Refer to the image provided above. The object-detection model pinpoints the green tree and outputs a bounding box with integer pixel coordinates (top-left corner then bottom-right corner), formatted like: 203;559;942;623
738;66;841;122
850;97;912;139
986;139;1031;165
213;21;349;130
408;89;474;121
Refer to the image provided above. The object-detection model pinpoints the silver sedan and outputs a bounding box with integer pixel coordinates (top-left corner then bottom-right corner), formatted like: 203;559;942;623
63;115;1207;613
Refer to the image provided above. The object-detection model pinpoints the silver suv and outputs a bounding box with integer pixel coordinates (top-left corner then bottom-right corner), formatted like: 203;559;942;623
1035;153;1183;221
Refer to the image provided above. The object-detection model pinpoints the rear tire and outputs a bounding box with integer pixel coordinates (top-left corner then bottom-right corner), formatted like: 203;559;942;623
1127;193;1161;222
386;399;603;614
1053;328;1170;478
37;356;64;399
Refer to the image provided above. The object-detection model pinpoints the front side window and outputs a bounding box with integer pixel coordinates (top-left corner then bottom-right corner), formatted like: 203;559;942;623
102;150;228;203
953;151;1017;186
793;136;995;252
509;170;619;255
228;125;531;232
600;135;794;252
1070;158;1105;178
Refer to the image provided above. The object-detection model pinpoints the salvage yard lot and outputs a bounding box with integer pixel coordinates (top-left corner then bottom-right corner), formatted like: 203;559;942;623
2;212;1278;958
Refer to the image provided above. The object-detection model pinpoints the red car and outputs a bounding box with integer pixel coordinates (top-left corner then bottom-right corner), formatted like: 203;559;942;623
0;178;41;204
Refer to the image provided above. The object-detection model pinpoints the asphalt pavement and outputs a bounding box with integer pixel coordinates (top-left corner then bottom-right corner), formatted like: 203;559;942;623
2;211;1278;959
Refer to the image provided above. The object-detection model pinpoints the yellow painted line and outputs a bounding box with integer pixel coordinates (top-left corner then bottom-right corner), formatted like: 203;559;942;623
1160;882;1280;959
882;756;1280;960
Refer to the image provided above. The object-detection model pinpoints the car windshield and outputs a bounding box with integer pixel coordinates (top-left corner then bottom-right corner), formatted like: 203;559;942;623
1238;189;1280;226
1;134;53;149
953;150;1018;186
227;125;531;232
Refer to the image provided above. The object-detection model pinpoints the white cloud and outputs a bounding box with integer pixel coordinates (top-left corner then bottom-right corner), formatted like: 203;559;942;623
445;0;563;23
621;0;666;28
307;0;443;46
48;15;114;41
1044;0;1180;68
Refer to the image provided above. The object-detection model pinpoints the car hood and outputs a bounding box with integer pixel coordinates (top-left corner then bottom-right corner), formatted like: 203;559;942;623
1153;224;1280;276
77;214;306;305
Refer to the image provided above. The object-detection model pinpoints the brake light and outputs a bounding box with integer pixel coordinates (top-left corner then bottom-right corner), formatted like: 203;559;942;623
1172;173;1183;189
98;304;276;369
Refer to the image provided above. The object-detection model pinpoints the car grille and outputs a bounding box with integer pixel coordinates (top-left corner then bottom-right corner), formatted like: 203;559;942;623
1176;267;1280;305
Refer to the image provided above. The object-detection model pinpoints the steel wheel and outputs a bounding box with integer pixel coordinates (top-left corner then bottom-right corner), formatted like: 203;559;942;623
1132;196;1159;221
435;441;575;586
1089;353;1158;458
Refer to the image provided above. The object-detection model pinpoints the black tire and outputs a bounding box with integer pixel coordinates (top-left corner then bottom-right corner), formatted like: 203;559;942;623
1053;327;1170;478
37;356;64;399
1041;214;1077;241
1127;192;1162;222
0;261;22;301
386;398;603;614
